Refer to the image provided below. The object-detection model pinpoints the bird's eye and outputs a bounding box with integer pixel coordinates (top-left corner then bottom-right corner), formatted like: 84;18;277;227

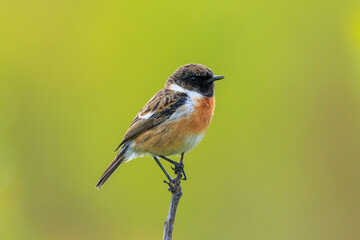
190;76;197;82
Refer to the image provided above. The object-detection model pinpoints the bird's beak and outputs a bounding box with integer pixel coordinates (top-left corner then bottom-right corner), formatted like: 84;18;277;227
208;75;225;83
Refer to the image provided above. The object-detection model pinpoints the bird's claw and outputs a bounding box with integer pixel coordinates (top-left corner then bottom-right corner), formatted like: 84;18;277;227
172;163;184;174
172;163;187;181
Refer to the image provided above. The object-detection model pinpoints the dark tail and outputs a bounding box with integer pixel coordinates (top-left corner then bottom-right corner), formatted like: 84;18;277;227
95;145;128;189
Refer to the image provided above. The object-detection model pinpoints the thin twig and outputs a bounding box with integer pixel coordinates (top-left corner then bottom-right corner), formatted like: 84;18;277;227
162;169;183;240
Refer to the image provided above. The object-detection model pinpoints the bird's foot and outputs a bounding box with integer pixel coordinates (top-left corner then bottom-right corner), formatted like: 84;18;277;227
171;163;187;180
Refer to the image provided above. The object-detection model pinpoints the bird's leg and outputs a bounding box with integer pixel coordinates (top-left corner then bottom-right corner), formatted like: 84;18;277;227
178;153;187;180
158;155;180;166
179;153;187;180
153;156;173;184
159;154;187;181
179;152;184;164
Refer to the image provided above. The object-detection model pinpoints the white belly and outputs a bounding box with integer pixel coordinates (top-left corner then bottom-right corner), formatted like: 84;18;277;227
182;134;205;154
124;133;205;162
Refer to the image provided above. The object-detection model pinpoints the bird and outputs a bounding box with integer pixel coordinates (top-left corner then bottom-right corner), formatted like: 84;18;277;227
95;63;224;189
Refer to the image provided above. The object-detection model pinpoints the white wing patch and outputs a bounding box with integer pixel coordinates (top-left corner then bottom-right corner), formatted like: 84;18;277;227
139;112;153;119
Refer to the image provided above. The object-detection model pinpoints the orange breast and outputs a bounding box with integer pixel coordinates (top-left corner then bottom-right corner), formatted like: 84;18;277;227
133;96;215;156
185;96;215;134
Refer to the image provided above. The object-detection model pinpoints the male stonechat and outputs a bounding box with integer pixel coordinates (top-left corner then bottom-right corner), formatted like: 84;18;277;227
96;64;224;189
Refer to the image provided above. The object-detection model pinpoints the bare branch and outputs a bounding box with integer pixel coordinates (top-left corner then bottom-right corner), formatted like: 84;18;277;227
162;170;183;240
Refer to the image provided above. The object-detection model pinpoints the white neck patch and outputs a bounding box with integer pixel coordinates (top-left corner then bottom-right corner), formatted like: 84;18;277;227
169;84;203;99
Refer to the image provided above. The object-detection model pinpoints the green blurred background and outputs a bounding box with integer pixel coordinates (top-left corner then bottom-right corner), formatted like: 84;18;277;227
1;0;360;239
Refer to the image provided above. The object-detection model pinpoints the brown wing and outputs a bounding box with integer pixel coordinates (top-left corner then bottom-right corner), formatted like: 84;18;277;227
114;89;188;151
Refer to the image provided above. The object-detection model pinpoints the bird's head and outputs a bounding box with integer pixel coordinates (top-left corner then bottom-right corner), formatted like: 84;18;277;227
166;64;224;97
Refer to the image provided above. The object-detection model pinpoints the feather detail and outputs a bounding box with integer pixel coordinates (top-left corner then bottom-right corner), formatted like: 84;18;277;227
114;89;188;151
96;145;129;189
